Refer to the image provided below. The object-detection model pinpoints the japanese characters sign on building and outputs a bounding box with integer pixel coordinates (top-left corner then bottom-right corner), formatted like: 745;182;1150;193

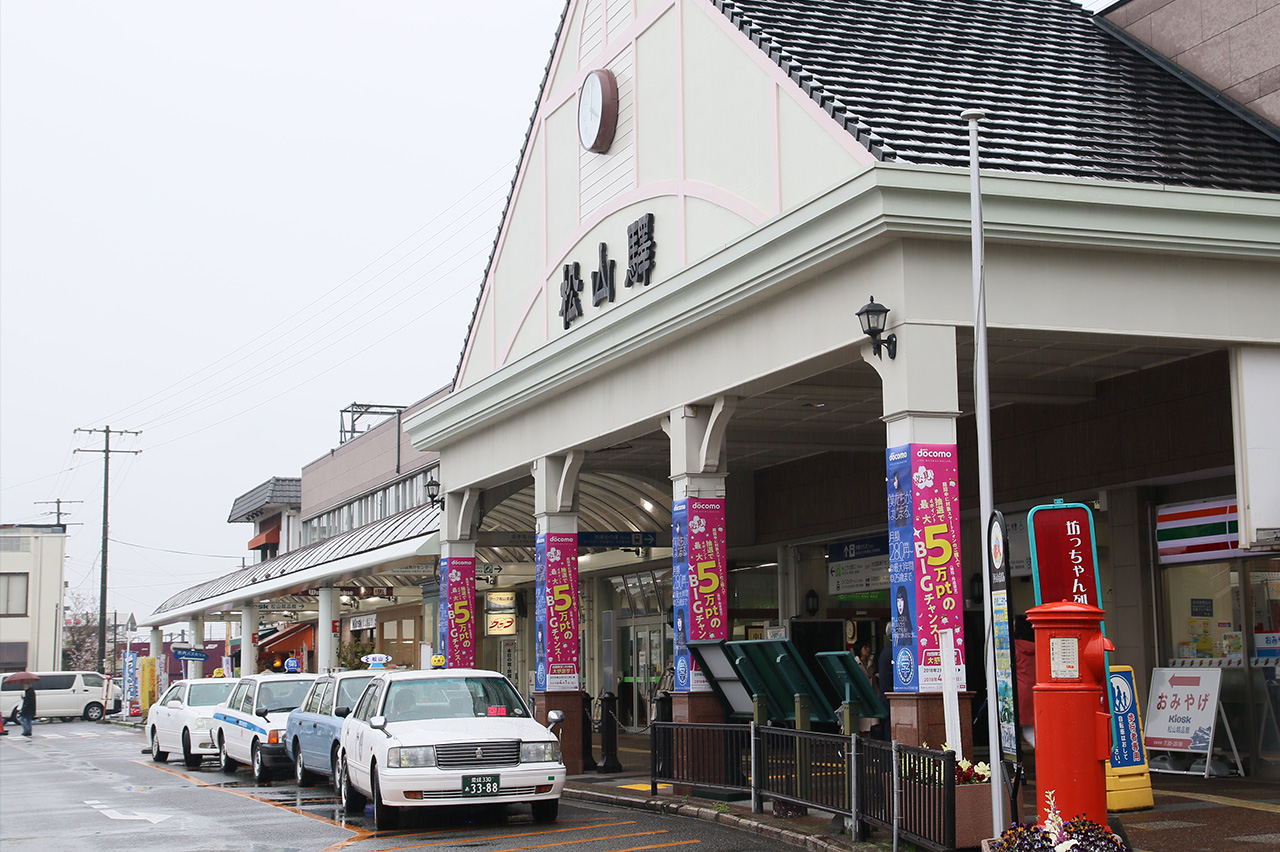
1144;668;1222;754
672;498;727;692
827;536;890;597
559;213;656;331
885;443;966;693
535;533;580;691
438;556;476;668
1030;501;1102;608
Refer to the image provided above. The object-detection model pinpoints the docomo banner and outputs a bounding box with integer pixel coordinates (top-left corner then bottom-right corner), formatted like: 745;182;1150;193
672;498;727;692
535;533;580;692
438;556;476;668
886;443;966;692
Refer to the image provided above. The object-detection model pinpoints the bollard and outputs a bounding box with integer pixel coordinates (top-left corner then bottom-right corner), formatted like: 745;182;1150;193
598;692;623;773
654;690;673;781
580;691;598;772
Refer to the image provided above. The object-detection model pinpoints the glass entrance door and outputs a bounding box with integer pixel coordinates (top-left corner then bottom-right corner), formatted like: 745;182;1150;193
618;616;670;730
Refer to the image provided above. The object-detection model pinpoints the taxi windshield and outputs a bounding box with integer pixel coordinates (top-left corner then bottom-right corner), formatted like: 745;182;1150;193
383;677;528;722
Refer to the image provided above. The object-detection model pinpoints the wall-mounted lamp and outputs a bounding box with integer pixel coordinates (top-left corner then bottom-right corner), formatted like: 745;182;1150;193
856;296;897;359
425;475;441;506
804;588;820;617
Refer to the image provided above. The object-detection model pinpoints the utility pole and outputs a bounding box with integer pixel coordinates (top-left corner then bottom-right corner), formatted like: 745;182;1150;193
75;426;141;675
35;498;83;526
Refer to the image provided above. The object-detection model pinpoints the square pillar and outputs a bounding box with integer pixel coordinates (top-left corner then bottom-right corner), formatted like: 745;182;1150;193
240;605;258;676
317;586;339;673
188;617;205;679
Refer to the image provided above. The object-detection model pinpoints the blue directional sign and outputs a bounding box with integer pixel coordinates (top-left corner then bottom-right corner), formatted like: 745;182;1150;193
173;648;209;662
578;531;659;548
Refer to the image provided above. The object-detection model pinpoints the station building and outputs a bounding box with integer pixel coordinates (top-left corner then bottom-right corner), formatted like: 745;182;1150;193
145;0;1280;777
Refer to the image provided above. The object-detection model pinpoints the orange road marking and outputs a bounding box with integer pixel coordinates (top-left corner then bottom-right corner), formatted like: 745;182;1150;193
460;831;665;852
609;844;700;852
369;821;638;851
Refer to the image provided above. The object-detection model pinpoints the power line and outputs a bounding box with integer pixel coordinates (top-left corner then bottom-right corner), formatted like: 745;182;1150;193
108;538;241;559
35;498;82;525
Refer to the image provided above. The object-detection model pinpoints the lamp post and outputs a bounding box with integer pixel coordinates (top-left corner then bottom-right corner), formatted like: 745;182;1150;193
425;475;441;506
856;297;897;360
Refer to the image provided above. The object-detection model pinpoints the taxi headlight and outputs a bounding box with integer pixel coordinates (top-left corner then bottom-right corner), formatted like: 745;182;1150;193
520;741;561;763
388;746;437;768
194;718;211;731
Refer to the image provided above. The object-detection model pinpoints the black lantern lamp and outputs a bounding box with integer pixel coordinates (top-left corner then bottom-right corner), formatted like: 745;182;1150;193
856;296;897;360
425;475;441;506
804;588;820;617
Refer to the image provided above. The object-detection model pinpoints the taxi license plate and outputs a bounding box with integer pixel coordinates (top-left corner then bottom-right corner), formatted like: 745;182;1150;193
462;775;500;796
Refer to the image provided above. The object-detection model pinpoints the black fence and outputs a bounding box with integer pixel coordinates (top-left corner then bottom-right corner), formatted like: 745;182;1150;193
650;722;956;852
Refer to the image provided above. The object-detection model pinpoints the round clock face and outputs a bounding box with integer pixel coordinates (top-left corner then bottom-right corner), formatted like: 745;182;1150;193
577;69;618;153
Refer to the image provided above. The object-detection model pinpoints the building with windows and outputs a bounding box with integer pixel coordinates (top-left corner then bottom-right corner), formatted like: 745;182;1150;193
0;524;67;672
151;0;1279;778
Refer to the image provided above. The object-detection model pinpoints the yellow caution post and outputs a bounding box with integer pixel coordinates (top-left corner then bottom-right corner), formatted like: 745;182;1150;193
1107;665;1154;811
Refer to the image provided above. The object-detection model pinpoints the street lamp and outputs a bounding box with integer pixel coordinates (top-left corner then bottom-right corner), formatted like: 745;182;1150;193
425;475;441;506
856;296;897;359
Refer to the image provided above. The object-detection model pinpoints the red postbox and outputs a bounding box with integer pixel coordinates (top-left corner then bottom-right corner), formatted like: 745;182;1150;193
1028;600;1114;825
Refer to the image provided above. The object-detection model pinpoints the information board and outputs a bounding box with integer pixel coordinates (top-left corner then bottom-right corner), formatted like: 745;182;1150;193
1144;667;1221;754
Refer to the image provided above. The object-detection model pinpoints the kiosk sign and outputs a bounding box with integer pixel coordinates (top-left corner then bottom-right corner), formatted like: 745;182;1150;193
1145;668;1221;753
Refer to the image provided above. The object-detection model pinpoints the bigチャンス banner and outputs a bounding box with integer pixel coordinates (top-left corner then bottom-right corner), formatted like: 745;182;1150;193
439;556;476;668
886;443;966;692
536;532;580;691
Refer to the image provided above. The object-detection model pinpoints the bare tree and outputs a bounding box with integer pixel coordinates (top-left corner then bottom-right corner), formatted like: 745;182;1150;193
62;592;100;671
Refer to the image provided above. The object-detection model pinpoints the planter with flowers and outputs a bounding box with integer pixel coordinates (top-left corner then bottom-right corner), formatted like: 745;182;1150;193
982;791;1131;852
946;745;995;849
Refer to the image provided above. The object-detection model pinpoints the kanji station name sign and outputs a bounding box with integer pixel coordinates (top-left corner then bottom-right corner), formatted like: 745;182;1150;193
559;213;656;330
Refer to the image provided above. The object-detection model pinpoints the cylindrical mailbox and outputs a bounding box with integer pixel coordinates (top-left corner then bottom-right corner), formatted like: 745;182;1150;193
1028;601;1114;826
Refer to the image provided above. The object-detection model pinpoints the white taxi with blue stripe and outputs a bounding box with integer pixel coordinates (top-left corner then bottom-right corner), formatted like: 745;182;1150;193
213;673;316;784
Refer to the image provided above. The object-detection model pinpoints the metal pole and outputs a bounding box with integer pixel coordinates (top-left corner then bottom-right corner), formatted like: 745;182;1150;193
891;740;900;852
97;427;111;674
961;107;1006;836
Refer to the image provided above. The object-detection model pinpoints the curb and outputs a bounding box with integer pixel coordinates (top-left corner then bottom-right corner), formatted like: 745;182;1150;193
563;786;858;852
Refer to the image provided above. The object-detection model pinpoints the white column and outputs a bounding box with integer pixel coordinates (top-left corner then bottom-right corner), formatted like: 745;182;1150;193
240;605;259;676
188;617;205;679
317;587;339;673
149;627;163;658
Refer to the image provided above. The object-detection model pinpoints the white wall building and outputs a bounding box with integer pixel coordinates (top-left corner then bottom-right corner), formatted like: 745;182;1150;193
0;524;67;672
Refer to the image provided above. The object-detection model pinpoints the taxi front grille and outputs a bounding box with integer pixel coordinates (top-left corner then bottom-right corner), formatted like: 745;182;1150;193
418;785;536;799
435;740;520;769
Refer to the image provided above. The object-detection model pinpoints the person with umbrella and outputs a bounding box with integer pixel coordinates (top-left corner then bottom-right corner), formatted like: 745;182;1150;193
9;673;39;737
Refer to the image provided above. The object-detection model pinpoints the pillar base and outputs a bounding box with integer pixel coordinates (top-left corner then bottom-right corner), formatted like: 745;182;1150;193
535;691;586;775
671;691;724;724
887;691;975;756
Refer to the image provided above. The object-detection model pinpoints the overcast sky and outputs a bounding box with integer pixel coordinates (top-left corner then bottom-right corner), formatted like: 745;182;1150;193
1;1;1108;637
1;1;566;630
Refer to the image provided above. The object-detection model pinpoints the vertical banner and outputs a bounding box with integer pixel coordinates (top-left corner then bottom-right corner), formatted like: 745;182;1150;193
123;651;140;716
1029;501;1101;607
139;656;156;716
544;533;580;691
989;511;1020;763
686;498;727;692
886;443;966;692
671;499;692;692
439;556;476;668
534;537;548;691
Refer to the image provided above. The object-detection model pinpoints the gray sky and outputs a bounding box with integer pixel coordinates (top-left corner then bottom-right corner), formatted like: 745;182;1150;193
1;0;1107;634
1;1;566;628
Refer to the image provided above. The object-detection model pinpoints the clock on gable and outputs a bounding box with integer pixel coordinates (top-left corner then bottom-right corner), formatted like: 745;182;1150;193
577;69;619;153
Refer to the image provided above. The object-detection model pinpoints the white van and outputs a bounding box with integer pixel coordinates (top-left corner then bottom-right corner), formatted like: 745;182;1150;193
1;671;123;722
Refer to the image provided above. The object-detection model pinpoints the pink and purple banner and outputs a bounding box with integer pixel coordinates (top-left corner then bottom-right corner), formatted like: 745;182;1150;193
886;443;966;692
535;532;580;691
439;556;476;668
673;498;727;692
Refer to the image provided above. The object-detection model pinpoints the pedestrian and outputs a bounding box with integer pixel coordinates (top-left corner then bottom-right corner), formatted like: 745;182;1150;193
1014;615;1035;748
856;641;877;733
18;682;37;737
873;622;894;739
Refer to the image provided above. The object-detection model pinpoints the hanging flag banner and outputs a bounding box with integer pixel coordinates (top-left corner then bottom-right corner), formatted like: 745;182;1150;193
439;556;476;668
886;443;966;692
538;533;580;691
534;538;548;692
123;651;140;716
672;499;692;692
686;498;727;692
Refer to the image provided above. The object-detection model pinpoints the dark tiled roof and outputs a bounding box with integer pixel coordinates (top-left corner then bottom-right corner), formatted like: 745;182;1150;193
228;476;302;524
712;0;1280;192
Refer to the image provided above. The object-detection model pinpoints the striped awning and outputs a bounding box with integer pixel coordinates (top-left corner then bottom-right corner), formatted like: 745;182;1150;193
1156;498;1246;565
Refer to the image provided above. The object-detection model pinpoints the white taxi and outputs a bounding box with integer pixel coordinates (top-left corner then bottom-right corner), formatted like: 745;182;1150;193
146;677;236;767
336;668;565;830
213;672;316;784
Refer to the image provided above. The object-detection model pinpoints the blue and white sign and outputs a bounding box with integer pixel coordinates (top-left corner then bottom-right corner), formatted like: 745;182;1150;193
671;499;691;693
827;536;890;595
1109;667;1146;769
173;648;209;662
283;657;302;673
122;651;138;702
361;653;391;669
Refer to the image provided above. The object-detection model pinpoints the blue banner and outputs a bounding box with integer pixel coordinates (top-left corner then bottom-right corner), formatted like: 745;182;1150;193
671;499;691;693
1110;667;1147;769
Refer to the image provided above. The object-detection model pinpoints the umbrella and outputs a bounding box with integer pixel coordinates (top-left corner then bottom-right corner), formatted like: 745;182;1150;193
3;672;39;685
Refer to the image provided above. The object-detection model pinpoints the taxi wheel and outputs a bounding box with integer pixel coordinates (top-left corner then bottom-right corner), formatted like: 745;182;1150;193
294;742;315;787
339;755;366;815
371;767;399;831
150;728;169;762
219;735;238;774
251;742;271;785
182;730;202;768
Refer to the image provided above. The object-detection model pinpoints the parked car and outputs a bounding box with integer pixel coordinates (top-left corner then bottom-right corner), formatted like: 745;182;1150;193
145;677;237;767
213;672;317;784
336;668;565;830
285;671;376;787
1;671;123;722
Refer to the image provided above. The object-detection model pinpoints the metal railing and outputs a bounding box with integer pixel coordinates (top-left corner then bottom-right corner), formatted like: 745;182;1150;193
649;721;957;852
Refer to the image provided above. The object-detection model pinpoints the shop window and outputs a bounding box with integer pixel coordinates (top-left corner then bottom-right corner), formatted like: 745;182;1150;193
1165;562;1240;660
